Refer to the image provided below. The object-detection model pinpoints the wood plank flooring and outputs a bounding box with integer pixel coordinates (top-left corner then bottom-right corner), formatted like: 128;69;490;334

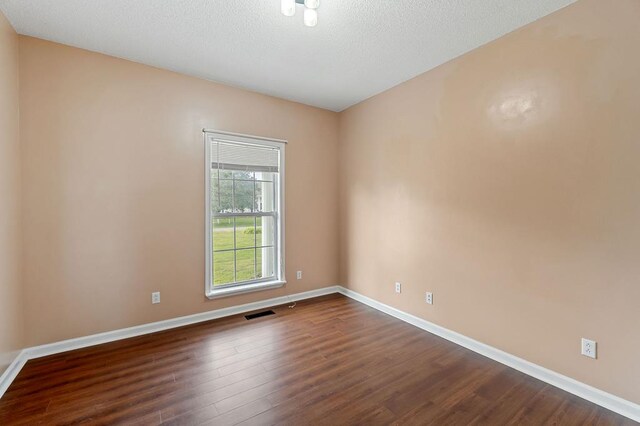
0;294;634;425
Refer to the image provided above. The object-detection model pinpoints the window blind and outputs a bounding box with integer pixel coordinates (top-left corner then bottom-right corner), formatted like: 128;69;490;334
211;139;280;173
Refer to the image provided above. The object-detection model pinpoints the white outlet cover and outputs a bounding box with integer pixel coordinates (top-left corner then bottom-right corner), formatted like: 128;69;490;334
581;338;597;359
152;292;161;304
426;292;433;305
395;282;401;293
296;271;302;280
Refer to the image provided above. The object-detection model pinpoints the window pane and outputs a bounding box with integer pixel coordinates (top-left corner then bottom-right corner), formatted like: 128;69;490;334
212;218;234;251
257;246;275;279
212;178;233;213
235;217;256;249
256;181;274;213
233;170;254;180
219;170;233;179
234;216;254;228
234;180;254;212
236;248;256;282
256;216;275;247
213;251;234;286
208;136;283;292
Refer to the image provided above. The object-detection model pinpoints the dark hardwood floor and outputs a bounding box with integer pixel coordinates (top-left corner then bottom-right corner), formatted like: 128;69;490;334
0;294;634;425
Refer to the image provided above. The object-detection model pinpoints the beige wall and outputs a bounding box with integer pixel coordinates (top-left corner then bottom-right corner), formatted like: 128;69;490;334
0;11;23;373
338;0;640;404
7;0;639;407
18;36;339;347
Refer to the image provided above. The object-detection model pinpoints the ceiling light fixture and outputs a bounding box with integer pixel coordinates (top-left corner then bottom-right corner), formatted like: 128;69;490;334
281;0;296;17
281;0;320;27
304;0;320;9
303;8;318;27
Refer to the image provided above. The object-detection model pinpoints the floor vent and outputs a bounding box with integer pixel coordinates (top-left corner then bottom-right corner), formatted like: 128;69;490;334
245;310;276;320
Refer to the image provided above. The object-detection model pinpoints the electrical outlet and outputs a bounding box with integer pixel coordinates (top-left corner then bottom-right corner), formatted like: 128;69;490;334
581;338;596;359
395;282;401;294
152;292;161;304
425;292;433;305
296;271;302;280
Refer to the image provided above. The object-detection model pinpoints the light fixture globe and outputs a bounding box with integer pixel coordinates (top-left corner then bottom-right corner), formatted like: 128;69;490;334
281;0;296;16
303;7;318;27
282;0;320;27
304;0;320;9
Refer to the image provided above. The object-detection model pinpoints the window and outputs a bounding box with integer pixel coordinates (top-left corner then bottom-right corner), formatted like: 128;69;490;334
204;131;286;298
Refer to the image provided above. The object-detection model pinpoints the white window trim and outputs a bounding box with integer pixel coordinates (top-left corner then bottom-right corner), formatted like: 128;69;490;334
204;130;286;299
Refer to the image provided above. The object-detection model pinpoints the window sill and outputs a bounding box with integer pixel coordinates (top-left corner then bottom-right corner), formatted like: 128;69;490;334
206;280;286;300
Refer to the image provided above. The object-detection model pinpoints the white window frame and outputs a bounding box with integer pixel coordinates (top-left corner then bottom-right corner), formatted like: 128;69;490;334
204;130;286;299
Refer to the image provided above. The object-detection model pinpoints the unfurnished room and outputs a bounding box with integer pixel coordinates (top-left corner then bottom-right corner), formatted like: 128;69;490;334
0;0;639;424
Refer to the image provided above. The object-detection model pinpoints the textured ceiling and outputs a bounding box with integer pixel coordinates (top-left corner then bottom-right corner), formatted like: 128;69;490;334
0;0;575;111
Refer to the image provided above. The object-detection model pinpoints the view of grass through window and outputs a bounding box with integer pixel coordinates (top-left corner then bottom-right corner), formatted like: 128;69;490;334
211;170;276;286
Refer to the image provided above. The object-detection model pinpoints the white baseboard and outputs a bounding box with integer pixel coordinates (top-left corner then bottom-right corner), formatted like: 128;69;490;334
0;350;29;399
26;285;340;360
1;284;637;423
0;285;340;399
335;286;639;423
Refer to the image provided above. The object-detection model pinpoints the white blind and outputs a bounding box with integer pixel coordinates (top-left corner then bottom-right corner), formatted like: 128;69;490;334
211;139;279;173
